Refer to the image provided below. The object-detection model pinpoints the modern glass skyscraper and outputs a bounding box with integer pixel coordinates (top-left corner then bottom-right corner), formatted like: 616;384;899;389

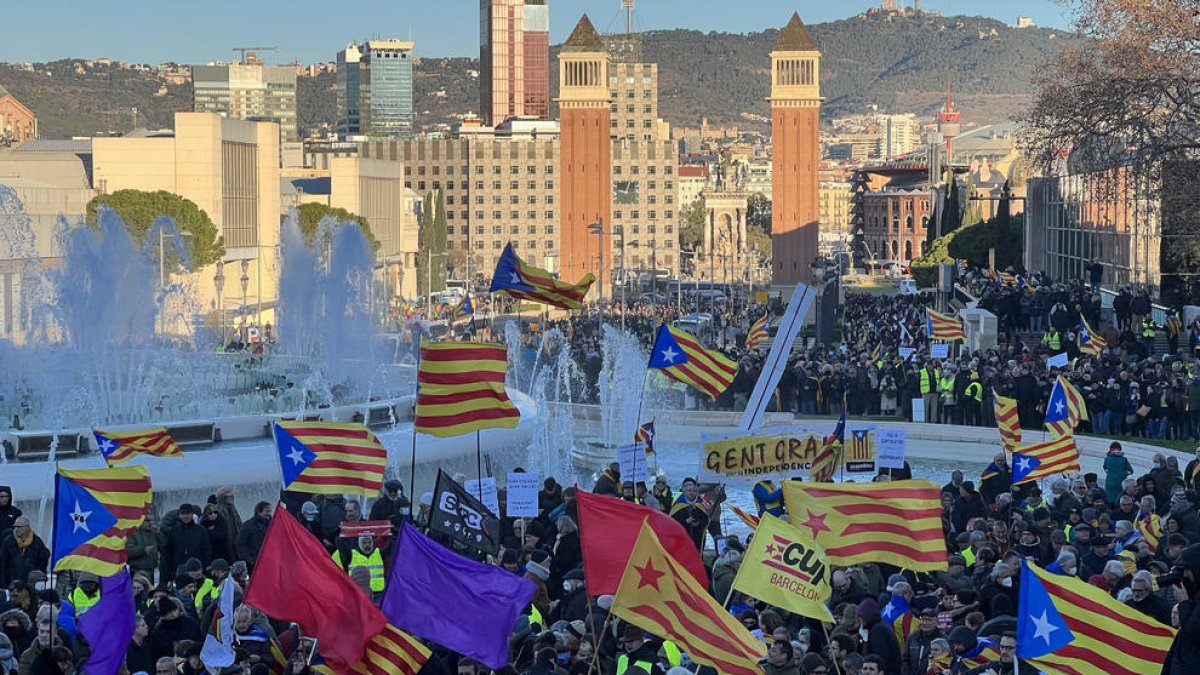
359;40;415;140
480;0;549;126
336;43;362;136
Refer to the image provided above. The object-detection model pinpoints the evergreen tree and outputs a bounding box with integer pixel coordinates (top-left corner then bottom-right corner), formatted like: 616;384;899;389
939;175;962;238
416;192;434;299
430;189;448;293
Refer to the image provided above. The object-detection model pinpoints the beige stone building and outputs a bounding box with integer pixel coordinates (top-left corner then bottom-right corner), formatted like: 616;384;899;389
819;180;853;255
93;112;281;327
611;139;678;273
608;61;664;142
193;62;298;144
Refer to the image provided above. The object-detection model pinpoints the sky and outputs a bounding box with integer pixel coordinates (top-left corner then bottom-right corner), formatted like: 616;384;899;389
0;1;1073;65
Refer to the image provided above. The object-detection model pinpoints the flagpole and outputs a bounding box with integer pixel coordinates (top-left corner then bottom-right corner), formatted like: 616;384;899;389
475;430;484;502
821;622;845;675
409;430;418;515
588;611;614;674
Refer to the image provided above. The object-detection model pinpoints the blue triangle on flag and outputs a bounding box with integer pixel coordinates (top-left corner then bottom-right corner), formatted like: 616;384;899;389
53;473;119;563
1016;559;1075;658
881;593;910;624
1011;451;1041;483
488;244;535;293
1044;380;1069;424
93;431;119;459
648;323;689;369
273;424;316;487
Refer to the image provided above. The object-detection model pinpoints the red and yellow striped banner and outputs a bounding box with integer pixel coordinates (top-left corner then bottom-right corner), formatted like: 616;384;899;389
660;326;736;400
782;479;947;571
992;391;1021;450
350;624;431;675
275;422;388;496
414;341;521;438
746;314;769;350
94;427;184;466
54;465;152;576
1013;434;1080;485
925;308;966;342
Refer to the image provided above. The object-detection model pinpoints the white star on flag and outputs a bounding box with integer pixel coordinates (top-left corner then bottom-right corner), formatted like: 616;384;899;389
1055;400;1065;414
1016;456;1032;473
509;272;522;284
98;438;115;455
1029;609;1060;645
660;346;678;363
882;601;897;620
70;501;93;533
286;447;306;466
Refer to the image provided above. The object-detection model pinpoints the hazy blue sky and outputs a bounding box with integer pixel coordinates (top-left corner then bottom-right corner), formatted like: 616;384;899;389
1;1;1073;64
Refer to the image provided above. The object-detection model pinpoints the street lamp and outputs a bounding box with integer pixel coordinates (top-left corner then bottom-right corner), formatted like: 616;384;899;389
213;261;226;347
587;218;606;304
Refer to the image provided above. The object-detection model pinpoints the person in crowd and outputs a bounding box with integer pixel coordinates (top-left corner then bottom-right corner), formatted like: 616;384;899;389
0;518;48;590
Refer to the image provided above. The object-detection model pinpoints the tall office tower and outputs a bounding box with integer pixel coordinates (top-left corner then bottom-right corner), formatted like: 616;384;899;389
769;12;822;285
192;58;298;143
336;43;362;136
480;0;549;125
359;40;415;139
557;15;612;294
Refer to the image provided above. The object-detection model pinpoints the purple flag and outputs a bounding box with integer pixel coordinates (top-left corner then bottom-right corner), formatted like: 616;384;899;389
381;522;535;669
77;568;135;675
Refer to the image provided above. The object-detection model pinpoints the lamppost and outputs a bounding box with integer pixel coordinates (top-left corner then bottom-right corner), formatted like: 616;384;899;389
239;259;250;340
213;261;226;347
587;218;606;304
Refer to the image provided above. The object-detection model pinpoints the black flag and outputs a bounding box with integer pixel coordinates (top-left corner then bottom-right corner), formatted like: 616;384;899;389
429;469;501;555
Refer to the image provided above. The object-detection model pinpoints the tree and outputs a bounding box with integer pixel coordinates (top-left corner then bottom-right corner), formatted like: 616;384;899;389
86;190;224;270
746;193;772;234
295;203;381;251
415;192;434;299
937;175;962;240
679;199;705;252
429;190;448;293
746;224;772;259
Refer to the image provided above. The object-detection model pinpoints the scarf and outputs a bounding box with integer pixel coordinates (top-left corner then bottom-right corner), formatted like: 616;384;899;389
13;527;33;551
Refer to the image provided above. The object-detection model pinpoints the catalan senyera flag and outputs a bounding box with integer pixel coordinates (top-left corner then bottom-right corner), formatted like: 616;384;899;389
1017;559;1174;675
992;391;1022;450
746;313;769;351
925;308;966;342
727;503;760;530
612;520;766;675
52;465;152;576
648;323;736;400
1012;434;1081;485
730;514;833;622
998;271;1017;286
809;411;845;482
1077;316;1105;356
414;341;521;437
349;624;431;675
489;242;594;310
782;479;947;571
1044;376;1088;437
1136;512;1163;551
93;427;184;466
272;422;388;496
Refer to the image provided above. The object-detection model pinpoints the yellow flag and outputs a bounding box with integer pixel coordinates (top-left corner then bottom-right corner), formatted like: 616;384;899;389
730;513;833;622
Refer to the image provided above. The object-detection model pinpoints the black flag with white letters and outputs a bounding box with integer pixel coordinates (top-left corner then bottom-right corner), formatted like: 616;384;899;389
429;469;501;555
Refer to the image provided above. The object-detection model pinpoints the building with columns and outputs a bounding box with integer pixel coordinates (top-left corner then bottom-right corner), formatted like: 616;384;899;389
557;15;613;294
769;13;822;285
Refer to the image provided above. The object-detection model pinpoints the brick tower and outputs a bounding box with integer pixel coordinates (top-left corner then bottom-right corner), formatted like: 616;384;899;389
770;12;822;285
557;15;612;295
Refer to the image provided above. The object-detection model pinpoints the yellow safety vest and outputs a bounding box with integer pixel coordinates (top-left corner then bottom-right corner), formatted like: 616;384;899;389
662;641;682;667
529;604;543;627
194;577;218;610
1045;332;1061;350
753;480;783;515
1142;321;1157;338
962;547;976;567
334;548;385;592
965;381;982;402
920;369;939;394
70;587;101;616
617;655;654;675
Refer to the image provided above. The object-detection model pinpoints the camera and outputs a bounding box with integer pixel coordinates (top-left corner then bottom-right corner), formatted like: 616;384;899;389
1157;570;1183;587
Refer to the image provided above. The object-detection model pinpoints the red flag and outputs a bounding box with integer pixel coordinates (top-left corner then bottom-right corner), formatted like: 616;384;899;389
244;504;387;674
576;489;707;596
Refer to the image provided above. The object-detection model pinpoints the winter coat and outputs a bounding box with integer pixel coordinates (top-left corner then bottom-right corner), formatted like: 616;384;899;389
0;533;49;589
235;515;271;570
202;513;233;563
163;520;211;577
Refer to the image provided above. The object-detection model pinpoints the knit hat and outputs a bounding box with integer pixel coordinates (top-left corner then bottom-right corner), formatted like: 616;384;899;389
566;620;586;639
184;557;203;573
174;573;197;590
77;571;99;585
301;501;319;515
208;558;229;573
801;653;828;672
597;595;614;610
526;561;551;581
500;549;519;565
530;549;551;565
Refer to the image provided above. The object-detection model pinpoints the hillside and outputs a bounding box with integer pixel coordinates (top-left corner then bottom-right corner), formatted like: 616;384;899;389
0;12;1074;139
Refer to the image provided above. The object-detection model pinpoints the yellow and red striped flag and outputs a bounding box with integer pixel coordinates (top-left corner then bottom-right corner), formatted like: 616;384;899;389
1077;316;1105;356
414;341;521;437
53;465;152;576
272;422;388;496
992;391;1021;450
925;308;966;342
1136;512;1162;551
93;427;184;466
1012;434;1080;485
489;243;594;310
809;412;846;482
648;323;736;400
349;624;431;675
1044;376;1088;438
746;313;769;350
782;479;947;571
1017;560;1174;675
612;520;766;675
727;503;760;530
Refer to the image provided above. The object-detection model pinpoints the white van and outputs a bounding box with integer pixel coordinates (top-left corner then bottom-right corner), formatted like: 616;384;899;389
898;279;919;295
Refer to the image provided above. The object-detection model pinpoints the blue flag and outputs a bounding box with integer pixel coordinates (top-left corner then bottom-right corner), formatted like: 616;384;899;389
381;522;536;670
1016;559;1074;659
880;592;911;625
1010;451;1041;484
489;243;536;294
272;424;318;487
77;568;136;675
52;473;119;566
648;323;689;369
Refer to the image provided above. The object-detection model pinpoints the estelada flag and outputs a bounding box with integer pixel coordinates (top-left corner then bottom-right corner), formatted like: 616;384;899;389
727;503;760;530
612;520;766;675
1044;376;1088;437
925;308;966;342
273;422;387;496
489;242;594;310
576;489;707;596
94;427;183;466
730;514;833;622
1012;434;1080;484
647;323;736;400
53;465;152;576
414;341;521;437
782;479;947;572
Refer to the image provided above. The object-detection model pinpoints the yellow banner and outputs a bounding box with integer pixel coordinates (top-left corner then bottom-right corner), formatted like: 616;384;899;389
702;432;823;478
731;514;833;622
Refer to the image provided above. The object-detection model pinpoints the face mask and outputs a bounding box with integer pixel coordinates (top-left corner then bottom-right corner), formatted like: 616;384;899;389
33;581;46;591
0;648;11;661
304;514;316;522
562;581;573;592
1000;577;1013;588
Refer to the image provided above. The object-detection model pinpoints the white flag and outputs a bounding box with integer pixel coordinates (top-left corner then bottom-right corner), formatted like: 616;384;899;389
200;577;238;669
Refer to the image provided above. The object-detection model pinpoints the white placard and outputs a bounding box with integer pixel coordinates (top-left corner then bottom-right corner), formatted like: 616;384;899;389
505;472;540;518
1047;352;1069;370
912;398;925;423
617;442;650;484
463;477;500;516
877;428;907;469
898;347;916;362
930;343;949;359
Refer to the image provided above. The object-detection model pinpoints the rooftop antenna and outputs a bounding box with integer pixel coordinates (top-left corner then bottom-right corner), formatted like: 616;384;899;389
622;0;634;35
231;46;277;65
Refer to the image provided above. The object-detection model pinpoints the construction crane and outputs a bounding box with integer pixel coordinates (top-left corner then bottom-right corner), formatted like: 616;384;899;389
232;46;277;65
